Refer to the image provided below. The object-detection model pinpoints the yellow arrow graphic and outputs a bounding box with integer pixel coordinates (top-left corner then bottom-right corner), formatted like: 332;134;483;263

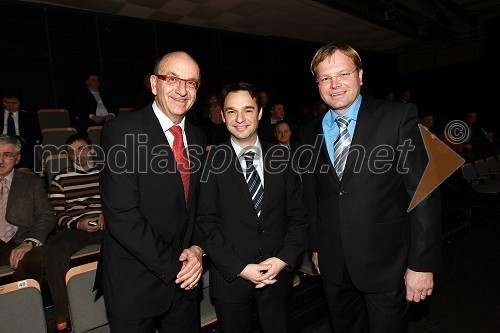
408;125;465;212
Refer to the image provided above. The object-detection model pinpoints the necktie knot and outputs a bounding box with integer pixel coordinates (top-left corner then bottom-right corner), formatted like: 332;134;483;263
243;151;256;167
336;116;350;128
169;125;183;139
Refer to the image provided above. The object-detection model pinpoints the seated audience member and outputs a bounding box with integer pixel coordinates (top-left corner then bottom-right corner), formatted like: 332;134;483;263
464;111;496;160
0;135;54;285
1;89;42;171
203;102;230;150
400;90;412;104
384;91;395;102
72;73;117;134
420;112;436;134
46;134;104;332
258;101;286;143
274;119;300;151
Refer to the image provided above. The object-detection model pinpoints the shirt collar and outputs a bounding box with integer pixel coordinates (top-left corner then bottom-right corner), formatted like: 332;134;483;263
152;100;186;133
1;168;15;186
325;94;362;129
230;137;263;159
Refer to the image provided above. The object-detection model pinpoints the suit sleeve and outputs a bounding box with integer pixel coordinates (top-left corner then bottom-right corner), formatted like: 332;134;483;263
31;177;56;243
399;104;442;272
195;151;247;282
276;158;308;268
100;121;182;284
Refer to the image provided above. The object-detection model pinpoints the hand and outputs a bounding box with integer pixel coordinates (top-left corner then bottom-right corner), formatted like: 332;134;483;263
405;268;434;302
10;242;33;269
90;115;105;123
312;252;320;274
205;145;216;151
254;257;287;287
176;245;203;290
104;114;115;121
77;217;100;233
239;263;274;288
97;214;105;230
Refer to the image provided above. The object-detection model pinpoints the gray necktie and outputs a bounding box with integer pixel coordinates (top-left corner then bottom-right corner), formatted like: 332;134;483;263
334;116;351;180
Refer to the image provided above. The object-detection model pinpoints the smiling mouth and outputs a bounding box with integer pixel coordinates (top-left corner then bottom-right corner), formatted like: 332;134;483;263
330;91;345;97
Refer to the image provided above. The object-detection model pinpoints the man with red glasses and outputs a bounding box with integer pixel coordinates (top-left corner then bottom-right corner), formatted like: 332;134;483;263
96;51;205;332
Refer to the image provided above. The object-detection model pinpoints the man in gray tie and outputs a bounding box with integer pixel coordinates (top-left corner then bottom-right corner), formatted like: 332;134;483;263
0;135;54;284
196;82;307;333
301;43;441;333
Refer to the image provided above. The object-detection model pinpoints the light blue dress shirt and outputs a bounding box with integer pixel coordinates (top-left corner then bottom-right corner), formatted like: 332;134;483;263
322;95;362;166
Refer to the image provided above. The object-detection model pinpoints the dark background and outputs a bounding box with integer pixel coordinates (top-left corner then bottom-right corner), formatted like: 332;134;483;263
1;0;498;132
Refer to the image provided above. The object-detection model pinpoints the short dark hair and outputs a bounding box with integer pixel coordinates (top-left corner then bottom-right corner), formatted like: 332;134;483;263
219;82;261;111
65;134;91;146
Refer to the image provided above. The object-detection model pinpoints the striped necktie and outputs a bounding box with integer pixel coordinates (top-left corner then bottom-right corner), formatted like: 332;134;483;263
243;151;264;217
0;178;17;243
334;116;351;180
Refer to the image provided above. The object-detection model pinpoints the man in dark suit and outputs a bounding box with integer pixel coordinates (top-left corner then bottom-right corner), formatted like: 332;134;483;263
0;135;54;285
301;43;441;333
72;73;117;134
196;82;307;333
1;89;42;171
97;51;205;332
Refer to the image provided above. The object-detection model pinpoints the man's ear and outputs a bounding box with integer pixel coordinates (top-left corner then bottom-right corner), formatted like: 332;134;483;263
258;107;263;121
221;110;226;123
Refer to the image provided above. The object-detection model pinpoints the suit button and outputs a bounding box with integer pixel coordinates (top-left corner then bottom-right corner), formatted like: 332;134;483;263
258;228;264;235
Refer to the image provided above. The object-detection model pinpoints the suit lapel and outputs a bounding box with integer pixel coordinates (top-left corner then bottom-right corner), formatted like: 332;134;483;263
142;108;185;208
224;144;257;214
314;117;339;182
185;122;202;211
6;170;22;212
343;100;375;175
261;142;273;216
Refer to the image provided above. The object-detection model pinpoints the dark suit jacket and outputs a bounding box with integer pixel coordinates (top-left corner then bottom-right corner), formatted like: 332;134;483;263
1;110;43;170
7;170;55;244
196;142;307;303
97;105;205;320
301;96;441;293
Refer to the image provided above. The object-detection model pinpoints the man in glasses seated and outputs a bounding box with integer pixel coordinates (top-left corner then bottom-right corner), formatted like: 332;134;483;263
0;135;54;285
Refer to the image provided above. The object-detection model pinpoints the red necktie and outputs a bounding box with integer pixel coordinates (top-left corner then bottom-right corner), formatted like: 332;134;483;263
169;125;190;204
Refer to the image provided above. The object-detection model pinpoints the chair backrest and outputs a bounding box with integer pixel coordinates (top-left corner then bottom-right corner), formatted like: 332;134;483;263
87;126;102;146
66;262;109;333
200;269;217;327
44;153;69;184
38;109;71;129
486;156;500;173
474;159;489;177
0;265;14;278
42;127;78;147
461;163;478;183
0;279;47;333
118;107;133;116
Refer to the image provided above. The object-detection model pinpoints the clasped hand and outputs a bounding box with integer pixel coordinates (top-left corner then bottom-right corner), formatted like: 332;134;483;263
176;245;203;290
239;257;287;289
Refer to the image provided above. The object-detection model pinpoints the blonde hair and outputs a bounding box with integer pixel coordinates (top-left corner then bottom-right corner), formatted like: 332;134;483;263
310;42;362;76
